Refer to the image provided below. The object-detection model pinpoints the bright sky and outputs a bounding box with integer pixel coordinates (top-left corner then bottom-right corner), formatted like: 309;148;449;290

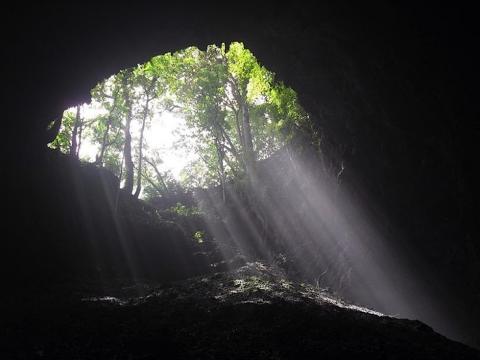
142;111;198;178
74;103;197;180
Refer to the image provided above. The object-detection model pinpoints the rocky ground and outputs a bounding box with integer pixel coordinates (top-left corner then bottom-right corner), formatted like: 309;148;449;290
3;262;479;359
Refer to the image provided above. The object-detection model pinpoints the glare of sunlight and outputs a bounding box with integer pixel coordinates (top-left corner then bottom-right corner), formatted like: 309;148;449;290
70;103;197;180
141;111;198;179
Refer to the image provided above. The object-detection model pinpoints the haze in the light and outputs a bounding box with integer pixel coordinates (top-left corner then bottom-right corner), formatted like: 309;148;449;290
72;103;197;180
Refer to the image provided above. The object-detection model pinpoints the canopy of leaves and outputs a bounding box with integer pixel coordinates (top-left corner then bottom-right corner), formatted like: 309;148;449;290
49;42;314;197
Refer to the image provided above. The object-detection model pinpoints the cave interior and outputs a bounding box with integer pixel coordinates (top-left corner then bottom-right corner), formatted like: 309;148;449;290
3;3;480;359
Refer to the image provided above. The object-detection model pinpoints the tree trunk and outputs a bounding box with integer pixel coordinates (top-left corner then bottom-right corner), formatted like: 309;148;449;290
76;120;83;157
122;71;134;194
144;157;169;192
240;100;255;174
141;171;165;196
97;87;120;165
134;78;156;198
234;109;244;150
70;105;81;157
215;135;226;202
133;102;148;198
97;116;112;165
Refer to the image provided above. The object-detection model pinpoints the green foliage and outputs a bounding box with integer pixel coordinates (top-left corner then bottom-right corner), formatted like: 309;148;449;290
193;230;205;244
226;42;259;96
48;111;75;152
48;42;313;193
164;42;308;186
267;83;310;137
142;167;180;200
167;202;201;217
103;151;123;178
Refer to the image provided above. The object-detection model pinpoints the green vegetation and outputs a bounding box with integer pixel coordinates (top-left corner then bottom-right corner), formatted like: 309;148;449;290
50;42;311;198
168;203;201;217
193;230;205;244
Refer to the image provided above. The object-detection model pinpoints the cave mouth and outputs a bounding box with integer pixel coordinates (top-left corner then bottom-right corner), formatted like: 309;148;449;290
45;42;455;345
49;42;311;198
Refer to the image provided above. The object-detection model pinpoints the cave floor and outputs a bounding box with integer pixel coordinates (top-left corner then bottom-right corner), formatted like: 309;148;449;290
3;262;479;359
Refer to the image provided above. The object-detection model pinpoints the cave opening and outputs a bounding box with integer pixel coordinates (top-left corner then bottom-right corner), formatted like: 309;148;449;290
45;42;454;342
49;42;311;195
5;4;480;357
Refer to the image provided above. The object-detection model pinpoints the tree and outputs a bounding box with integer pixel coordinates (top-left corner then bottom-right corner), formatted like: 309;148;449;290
120;69;135;194
69;105;81;157
48;42;311;197
49;105;90;157
225;42;258;174
91;79;122;166
166;43;286;187
167;46;232;197
131;61;163;198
